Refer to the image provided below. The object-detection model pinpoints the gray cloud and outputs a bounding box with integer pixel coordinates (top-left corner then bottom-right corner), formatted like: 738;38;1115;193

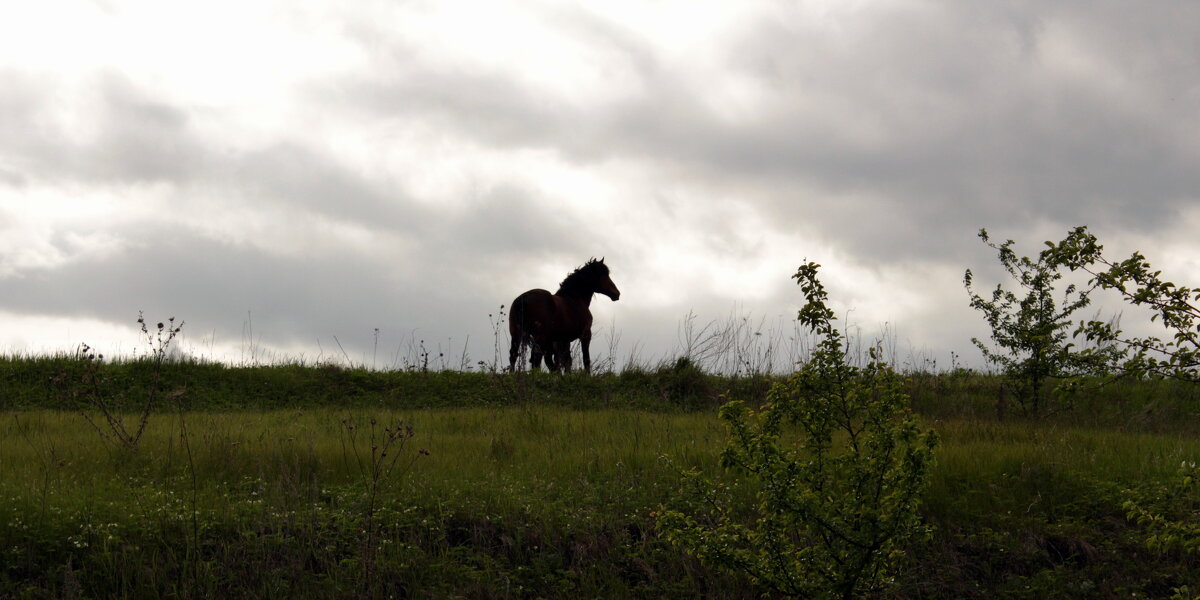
0;73;206;185
440;185;590;260
234;143;428;233
0;228;481;353
1;2;1197;368
324;3;1199;262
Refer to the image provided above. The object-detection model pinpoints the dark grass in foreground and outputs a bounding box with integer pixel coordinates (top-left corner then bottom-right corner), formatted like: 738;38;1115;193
3;358;1200;597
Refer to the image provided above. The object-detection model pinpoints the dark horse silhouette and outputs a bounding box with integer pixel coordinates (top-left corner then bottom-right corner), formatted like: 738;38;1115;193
508;258;620;373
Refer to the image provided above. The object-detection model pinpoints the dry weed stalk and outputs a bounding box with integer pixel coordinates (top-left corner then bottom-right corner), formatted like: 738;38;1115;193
55;313;185;451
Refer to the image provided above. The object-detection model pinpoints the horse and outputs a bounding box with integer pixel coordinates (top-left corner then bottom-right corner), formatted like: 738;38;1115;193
508;258;620;373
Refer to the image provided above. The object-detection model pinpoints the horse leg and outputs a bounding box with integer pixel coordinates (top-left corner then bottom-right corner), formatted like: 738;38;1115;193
557;342;573;373
530;343;544;371
545;340;568;373
508;334;522;372
581;334;592;374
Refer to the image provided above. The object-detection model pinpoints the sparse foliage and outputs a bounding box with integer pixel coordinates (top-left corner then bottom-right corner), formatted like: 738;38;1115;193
659;262;938;599
964;229;1112;415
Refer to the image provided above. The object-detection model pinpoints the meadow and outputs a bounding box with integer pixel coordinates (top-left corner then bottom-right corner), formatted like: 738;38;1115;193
3;356;1200;598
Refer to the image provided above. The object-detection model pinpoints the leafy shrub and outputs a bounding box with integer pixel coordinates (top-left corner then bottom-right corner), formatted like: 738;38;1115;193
658;262;938;599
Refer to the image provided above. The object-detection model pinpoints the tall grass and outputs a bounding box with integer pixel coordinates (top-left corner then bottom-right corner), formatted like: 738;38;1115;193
1;407;728;502
0;407;742;598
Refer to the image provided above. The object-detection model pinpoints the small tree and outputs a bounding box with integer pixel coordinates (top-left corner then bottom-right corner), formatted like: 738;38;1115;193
1048;226;1200;382
658;262;938;599
964;229;1110;415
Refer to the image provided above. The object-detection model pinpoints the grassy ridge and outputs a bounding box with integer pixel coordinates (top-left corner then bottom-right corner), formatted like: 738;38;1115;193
0;354;760;412
3;357;1200;597
6;354;1198;429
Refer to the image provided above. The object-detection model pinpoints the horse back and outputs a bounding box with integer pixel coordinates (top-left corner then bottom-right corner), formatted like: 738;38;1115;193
509;289;556;338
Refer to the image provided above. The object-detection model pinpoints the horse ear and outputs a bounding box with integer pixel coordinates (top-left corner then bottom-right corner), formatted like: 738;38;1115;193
599;256;605;263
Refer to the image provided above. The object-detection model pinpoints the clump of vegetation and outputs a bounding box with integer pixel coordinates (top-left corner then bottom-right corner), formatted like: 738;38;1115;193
964;229;1115;415
1120;461;1200;600
1123;461;1200;556
658;262;939;599
653;356;713;407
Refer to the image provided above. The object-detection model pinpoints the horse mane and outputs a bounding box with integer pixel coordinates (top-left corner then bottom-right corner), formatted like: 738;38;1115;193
556;258;608;297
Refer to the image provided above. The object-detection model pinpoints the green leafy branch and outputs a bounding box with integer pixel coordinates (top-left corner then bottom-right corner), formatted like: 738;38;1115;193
1048;226;1200;382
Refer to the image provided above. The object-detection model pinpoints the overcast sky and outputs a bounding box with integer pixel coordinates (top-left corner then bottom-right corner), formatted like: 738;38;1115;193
1;1;1198;372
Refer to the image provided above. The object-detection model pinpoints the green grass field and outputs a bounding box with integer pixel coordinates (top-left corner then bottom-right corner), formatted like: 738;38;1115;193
3;357;1200;598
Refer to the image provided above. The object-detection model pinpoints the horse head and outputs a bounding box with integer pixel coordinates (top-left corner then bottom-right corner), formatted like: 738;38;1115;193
593;257;620;301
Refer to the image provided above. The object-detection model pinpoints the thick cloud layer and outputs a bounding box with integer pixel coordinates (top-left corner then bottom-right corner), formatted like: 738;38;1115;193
1;1;1197;370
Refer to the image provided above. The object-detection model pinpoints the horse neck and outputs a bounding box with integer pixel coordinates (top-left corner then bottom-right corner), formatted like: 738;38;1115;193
555;288;594;306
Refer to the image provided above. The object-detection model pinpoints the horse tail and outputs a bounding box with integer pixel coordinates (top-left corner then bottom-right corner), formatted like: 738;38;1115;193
508;294;530;370
508;289;555;371
509;294;530;340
